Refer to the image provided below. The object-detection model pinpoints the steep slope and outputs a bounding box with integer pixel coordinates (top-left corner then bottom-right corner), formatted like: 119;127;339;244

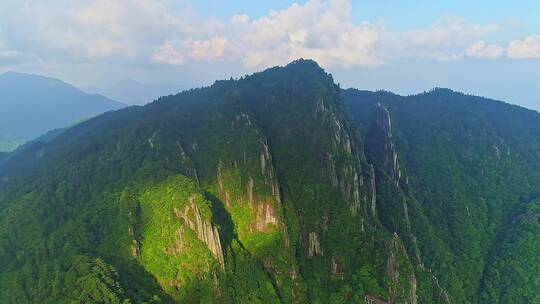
345;88;540;303
480;200;540;303
0;71;124;150
0;60;426;303
6;61;539;304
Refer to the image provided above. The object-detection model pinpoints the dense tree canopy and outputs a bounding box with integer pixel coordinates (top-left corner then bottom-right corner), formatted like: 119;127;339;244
1;61;539;303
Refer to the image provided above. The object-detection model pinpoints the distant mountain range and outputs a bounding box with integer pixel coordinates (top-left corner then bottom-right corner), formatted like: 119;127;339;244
0;71;124;151
82;78;185;105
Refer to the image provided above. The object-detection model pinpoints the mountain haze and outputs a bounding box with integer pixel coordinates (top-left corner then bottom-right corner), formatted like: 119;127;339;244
82;79;185;105
0;72;124;151
0;60;539;303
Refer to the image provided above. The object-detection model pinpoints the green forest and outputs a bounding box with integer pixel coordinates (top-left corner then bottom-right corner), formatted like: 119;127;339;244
1;60;540;303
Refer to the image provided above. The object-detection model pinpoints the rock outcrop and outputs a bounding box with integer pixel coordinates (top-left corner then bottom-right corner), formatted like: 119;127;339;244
176;141;199;184
307;232;323;257
369;164;377;218
175;196;225;268
254;199;279;231
330;256;343;277
260;139;282;204
365;103;401;185
386;233;418;304
216;161;231;206
314;97;368;217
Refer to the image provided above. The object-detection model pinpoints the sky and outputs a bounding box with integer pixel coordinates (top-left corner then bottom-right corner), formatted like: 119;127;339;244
0;0;539;109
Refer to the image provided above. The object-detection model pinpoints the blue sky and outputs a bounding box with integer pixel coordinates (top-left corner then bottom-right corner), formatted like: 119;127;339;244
191;0;539;29
188;0;540;37
0;0;539;109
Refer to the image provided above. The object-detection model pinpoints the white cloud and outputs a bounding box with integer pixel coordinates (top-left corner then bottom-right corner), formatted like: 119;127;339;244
466;41;504;59
405;17;498;47
231;14;249;25
507;35;540;58
1;0;384;68
386;17;500;61
189;37;228;61
0;0;537;70
231;0;381;68
2;0;196;61
152;42;184;65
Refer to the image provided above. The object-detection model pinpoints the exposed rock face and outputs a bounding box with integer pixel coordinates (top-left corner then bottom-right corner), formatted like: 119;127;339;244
254;200;279;231
403;196;411;229
418;263;451;304
148;131;157;149
246;175;280;232
216;135;283;234
365;103;401;185
330;256;343;277
493;144;501;160
166;226;185;255
175;196;225;268
386;235;399;301
410;274;418;304
369;164;377;218
235;112;252;126
325;153;339;187
247;176;255;204
364;103;452;304
386;233;418;304
339;163;362;216
177;141;199;184
315;97;367;217
216;161;231;206
131;239;140;257
259;139;282;204
307;232;323;257
260;142;269;175
127;213;140;258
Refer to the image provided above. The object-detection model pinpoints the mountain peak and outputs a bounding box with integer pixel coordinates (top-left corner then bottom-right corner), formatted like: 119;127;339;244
286;58;322;69
0;71;75;90
240;58;334;91
284;58;329;77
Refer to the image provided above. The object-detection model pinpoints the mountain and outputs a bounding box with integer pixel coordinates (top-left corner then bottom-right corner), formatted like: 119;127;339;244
344;88;540;303
82;78;185;105
0;60;539;303
0;152;6;165
0;71;125;151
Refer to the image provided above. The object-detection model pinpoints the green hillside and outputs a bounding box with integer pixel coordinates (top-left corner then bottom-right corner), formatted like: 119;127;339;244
1;60;539;303
345;88;540;303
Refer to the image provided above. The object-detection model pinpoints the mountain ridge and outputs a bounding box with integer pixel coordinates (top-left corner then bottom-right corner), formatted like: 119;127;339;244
0;71;125;151
81;78;185;105
1;59;540;303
